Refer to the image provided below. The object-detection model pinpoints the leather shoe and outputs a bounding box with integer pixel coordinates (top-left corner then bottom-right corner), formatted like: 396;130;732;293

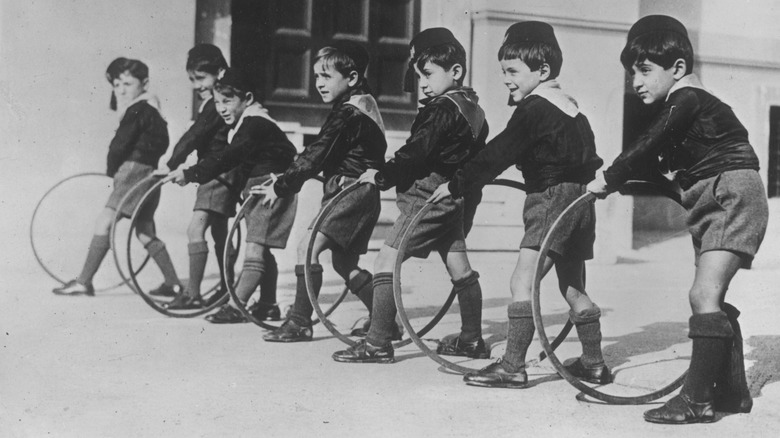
563;358;613;384
332;339;395;363
249;302;282;321
52;279;95;297
644;393;715;424
437;337;490;359
205;305;247;324
149;283;182;297
166;293;205;310
349;318;404;341
463;360;528;388
263;319;313;343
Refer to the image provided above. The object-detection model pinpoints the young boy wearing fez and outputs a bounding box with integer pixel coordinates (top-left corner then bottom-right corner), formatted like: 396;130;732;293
254;41;388;341
167;69;299;321
332;27;489;363
588;15;766;424
431;21;608;388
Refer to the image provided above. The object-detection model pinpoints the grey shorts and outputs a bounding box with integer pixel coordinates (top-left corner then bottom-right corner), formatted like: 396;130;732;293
310;175;381;255
385;173;466;259
683;169;768;268
242;175;298;249
193;168;241;217
105;161;159;220
521;182;595;260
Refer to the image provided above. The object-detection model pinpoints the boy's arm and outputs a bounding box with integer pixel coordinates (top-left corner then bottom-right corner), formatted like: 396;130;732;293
166;103;222;170
603;89;698;188
106;109;143;177
183;118;264;184
273;108;350;197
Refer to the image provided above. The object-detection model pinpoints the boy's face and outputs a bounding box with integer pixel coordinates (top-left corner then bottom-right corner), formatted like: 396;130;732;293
499;58;543;104
112;72;147;108
188;70;220;100
415;61;461;98
629;60;677;104
314;60;351;103
213;89;250;125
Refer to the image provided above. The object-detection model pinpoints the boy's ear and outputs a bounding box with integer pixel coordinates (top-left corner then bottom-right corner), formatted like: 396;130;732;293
671;58;687;79
245;91;255;104
538;63;551;81
141;78;150;90
451;63;464;81
347;70;360;87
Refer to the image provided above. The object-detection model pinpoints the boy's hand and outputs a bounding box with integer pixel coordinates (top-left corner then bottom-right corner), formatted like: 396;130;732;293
357;169;378;185
427;183;452;204
153;167;171;177
587;172;610;198
250;174;279;207
163;169;187;186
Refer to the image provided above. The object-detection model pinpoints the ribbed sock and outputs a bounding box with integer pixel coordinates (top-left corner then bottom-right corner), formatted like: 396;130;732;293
144;238;180;286
454;271;483;343
77;234;111;284
366;272;396;347
288;264;322;326
234;257;265;304
259;251;278;304
187;241;209;297
717;303;752;412
502;300;535;372
683;311;734;403
570;304;606;368
347;269;373;313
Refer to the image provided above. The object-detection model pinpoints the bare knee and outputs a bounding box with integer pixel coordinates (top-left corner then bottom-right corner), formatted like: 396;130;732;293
244;242;267;260
374;246;396;273
187;214;209;242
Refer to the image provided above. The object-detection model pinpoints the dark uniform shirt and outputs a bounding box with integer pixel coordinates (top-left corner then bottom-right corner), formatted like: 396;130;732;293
106;99;169;177
273;84;387;197
183;104;296;184
166;98;226;170
604;77;759;191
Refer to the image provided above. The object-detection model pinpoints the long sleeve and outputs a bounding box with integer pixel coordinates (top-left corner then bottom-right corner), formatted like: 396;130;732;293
183;119;261;184
166;100;222;170
106;110;143;177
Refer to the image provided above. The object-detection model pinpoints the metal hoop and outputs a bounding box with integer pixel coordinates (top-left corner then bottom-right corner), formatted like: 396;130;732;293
123;177;231;317
531;180;686;404
226;186;349;330
392;179;573;373
30;172;150;291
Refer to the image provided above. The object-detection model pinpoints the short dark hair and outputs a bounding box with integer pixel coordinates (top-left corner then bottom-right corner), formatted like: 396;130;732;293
105;57;149;110
620;31;694;74
498;42;562;79
213;82;252;100
414;43;467;83
186;44;228;75
314;46;364;80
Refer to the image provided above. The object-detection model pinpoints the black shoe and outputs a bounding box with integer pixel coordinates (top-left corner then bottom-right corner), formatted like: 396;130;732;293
463;360;528;389
437;337;490;359
563;358;612;384
263;319;312;343
205;305;247;324
52;279;95;297
644;393;715;424
332;339;395;363
149;283;182;297
350;316;371;337
165;293;205;310
249;302;282;321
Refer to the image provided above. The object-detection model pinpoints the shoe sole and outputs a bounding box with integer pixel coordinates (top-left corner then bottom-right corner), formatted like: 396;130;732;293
331;356;395;364
437;351;491;360
52;291;94;297
643;415;715;424
262;336;312;343
464;380;528;389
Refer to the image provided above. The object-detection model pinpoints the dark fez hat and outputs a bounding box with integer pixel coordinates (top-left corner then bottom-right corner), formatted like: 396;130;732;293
502;21;559;49
216;68;252;92
403;27;464;92
627;15;689;42
329;40;370;75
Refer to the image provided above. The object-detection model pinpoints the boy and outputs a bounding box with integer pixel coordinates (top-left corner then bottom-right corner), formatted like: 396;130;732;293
431;21;608;388
331;28;489;363
588;15;766;424
254;41;388;341
167;69;298;321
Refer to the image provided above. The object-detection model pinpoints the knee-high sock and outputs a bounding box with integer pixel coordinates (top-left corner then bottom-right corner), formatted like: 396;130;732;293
571;304;606;368
502;301;535;372
259;251;278;304
211;220;232;289
144;238;179;286
234;257;265;305
77;234;111;284
454;271;483;343
716;303;752;413
683;311;734;403
187;241;209;297
366;272;397;347
289;264;322;326
348;269;373;313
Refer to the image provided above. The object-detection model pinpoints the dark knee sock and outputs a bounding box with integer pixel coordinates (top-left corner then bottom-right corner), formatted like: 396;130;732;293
571;304;606;368
259;251;278;304
347;269;373;313
454;271;483;343
211;221;232;288
366;272;397;347
77;234;111;284
502;301;535;372
717;303;752;412
144;238;180;286
683;311;734;403
289;264;322;326
234;257;264;305
187;242;209;297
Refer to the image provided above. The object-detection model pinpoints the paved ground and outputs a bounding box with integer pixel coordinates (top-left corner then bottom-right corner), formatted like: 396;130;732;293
2;188;780;437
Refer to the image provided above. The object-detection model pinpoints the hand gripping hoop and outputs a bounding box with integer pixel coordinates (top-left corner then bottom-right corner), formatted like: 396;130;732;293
117;176;233;317
392;179;574;373
30;172;150;291
531;180;686;404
